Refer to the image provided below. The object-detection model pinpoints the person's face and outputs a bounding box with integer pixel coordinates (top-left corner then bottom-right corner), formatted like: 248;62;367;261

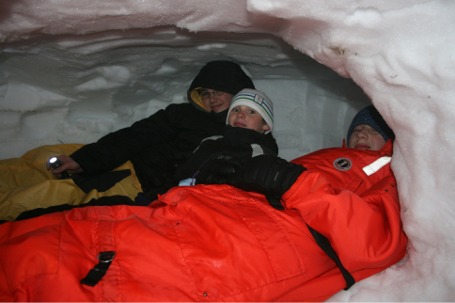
348;124;386;151
199;89;233;113
228;105;271;133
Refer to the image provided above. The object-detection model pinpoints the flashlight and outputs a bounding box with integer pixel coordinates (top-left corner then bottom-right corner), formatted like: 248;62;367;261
47;156;70;179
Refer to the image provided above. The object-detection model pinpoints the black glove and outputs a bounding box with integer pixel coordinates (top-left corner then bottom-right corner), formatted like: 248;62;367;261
227;155;306;206
195;154;242;184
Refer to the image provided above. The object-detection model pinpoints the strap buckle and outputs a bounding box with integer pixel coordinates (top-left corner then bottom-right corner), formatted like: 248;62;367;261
80;251;116;286
98;251;115;263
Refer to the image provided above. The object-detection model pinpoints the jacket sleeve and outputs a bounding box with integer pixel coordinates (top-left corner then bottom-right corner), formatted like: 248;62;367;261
282;170;408;276
71;106;180;175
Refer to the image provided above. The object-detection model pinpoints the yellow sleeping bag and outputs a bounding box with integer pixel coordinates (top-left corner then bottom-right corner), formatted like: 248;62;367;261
0;144;142;221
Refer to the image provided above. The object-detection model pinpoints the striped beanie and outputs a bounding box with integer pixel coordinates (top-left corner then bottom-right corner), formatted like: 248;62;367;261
227;88;274;131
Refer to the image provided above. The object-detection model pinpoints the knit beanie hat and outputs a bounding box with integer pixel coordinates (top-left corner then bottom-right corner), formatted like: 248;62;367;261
226;88;274;131
347;105;395;142
187;61;255;111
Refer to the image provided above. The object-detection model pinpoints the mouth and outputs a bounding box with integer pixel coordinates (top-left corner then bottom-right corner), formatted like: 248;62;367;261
354;144;370;150
210;103;222;109
233;121;247;128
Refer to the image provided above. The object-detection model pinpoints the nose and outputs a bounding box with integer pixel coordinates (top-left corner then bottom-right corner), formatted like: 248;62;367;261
235;109;247;120
206;95;216;103
356;130;368;139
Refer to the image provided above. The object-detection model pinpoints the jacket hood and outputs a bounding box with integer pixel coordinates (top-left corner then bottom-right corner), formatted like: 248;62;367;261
187;61;255;111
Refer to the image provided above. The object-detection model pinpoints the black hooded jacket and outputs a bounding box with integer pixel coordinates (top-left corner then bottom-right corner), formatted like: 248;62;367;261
70;61;255;199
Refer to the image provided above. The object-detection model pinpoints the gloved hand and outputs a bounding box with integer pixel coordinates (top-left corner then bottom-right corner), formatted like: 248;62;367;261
227;155;306;207
195;154;242;184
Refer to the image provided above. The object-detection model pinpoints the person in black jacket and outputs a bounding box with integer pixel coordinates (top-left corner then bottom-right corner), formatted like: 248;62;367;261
49;60;255;201
175;88;278;186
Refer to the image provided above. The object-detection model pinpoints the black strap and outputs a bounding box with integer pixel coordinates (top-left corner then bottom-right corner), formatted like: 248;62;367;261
306;224;355;290
16;195;136;221
80;251;116;286
266;196;355;290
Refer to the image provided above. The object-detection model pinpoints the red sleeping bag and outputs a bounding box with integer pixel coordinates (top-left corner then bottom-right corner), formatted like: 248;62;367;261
0;142;407;301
